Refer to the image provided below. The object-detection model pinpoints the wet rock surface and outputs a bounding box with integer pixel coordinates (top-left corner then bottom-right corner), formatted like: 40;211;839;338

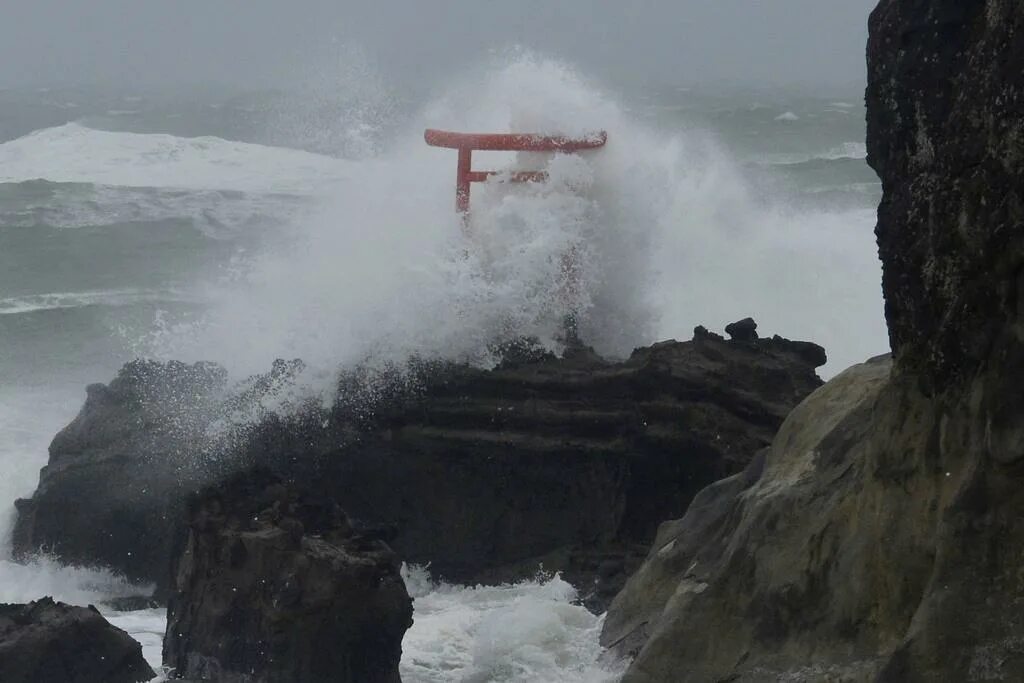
14;326;824;606
602;1;1024;680
0;597;155;683
163;468;412;683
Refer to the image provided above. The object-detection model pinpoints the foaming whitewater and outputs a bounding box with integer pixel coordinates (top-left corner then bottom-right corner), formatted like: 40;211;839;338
401;566;625;682
149;55;884;390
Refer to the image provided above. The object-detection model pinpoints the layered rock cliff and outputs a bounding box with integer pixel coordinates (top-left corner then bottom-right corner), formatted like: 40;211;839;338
601;1;1024;680
13;328;824;606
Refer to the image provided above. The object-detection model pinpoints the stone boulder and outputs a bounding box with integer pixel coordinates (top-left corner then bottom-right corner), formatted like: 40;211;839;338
602;0;1024;679
0;597;155;683
163;468;412;683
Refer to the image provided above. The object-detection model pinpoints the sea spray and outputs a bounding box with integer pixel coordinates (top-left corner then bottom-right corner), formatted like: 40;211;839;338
139;54;883;388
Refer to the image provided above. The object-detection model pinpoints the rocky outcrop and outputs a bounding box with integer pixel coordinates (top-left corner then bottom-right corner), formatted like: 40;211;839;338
163;468;411;682
13;328;823;605
12;360;229;584
602;1;1024;680
0;597;155;683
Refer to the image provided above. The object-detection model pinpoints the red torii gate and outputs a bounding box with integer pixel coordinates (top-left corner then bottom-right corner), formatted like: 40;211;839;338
424;129;608;213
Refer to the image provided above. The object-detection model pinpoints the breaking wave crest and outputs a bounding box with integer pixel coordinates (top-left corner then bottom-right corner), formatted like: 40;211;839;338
0;123;351;194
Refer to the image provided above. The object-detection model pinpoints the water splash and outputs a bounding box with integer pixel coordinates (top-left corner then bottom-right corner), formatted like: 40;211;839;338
146;54;885;397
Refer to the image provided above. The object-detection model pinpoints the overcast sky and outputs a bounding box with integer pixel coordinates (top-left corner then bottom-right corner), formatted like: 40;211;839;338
1;0;878;90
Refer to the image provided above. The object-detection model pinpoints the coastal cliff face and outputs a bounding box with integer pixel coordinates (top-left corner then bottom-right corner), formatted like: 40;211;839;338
601;1;1024;680
868;0;1024;391
12;330;823;606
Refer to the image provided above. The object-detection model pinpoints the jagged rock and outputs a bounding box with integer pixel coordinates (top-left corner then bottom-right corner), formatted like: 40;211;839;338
0;597;155;683
14;330;824;606
163;468;412;683
602;1;1024;680
724;317;757;341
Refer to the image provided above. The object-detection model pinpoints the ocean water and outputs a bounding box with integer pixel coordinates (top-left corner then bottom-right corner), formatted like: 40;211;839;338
0;56;885;680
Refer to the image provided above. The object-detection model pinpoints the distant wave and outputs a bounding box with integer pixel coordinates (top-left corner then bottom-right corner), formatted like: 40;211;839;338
0;288;193;316
0;178;309;233
758;142;868;166
0;123;352;194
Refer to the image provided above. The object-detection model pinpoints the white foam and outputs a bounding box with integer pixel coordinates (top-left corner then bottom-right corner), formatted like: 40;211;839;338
0;556;149;605
0;123;352;194
104;608;168;679
775;111;800;121
401;565;625;683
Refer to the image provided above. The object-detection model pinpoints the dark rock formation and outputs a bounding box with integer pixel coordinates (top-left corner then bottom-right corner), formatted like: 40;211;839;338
14;329;824;607
0;597;155;683
163;468;411;683
724;317;758;341
601;1;1024;680
867;0;1024;392
12;360;229;585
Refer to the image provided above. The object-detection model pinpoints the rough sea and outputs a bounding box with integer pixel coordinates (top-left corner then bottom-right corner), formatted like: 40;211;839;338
0;57;885;680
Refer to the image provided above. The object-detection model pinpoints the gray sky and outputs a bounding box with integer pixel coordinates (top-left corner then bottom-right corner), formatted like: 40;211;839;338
1;0;878;90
